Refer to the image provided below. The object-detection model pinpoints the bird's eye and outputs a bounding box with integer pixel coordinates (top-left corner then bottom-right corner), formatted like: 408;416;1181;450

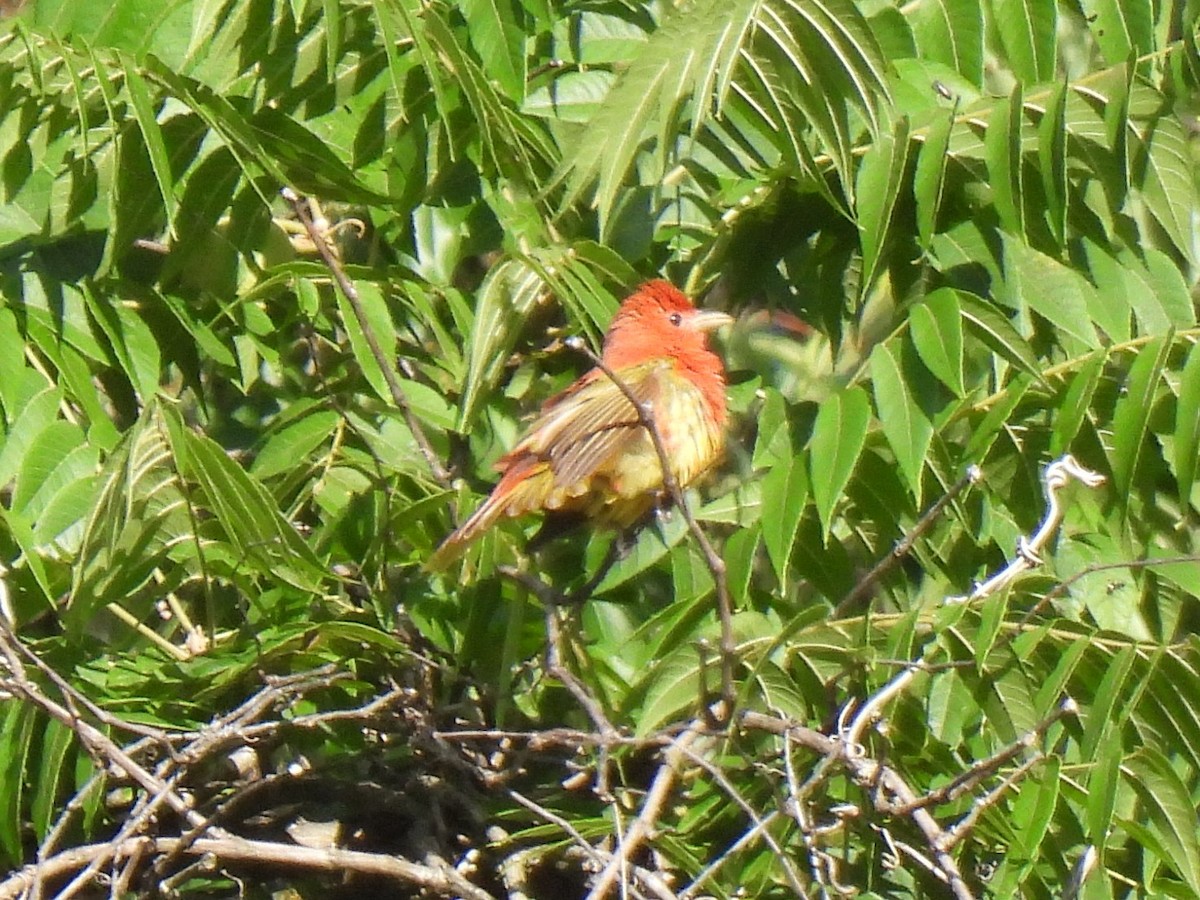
668;312;683;326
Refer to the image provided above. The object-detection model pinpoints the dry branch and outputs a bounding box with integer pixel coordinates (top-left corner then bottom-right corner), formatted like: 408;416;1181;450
1;835;495;900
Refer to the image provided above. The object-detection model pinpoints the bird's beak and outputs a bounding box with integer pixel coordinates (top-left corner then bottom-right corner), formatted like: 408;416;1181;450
688;309;735;333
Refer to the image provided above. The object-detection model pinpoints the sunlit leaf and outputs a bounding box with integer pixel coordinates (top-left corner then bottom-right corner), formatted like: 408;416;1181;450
1110;334;1170;501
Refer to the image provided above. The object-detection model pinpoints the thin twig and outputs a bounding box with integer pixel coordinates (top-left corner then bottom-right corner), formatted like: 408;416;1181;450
678;810;788;899
0;626;204;829
432;727;684;751
852;761;975;899
891;698;1077;816
498;565;619;745
739;710;974;900
942;753;1045;848
673;744;806;896
833;465;983;617
1016;554;1200;631
544;603;619;746
0;835;496;900
585;725;704;900
282;187;450;486
507;789;608;869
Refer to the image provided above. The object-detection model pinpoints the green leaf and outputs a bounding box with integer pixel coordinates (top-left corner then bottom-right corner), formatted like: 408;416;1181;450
0;307;29;422
927;670;972;745
974;589;1009;668
1124;747;1200;892
1109;334;1170;501
1081;645;1135;759
142;57;288;194
0;702;35;866
1088;719;1123;852
595;514;689;594
1005;238;1108;347
958;292;1045;383
118;54;177;233
556;2;736;223
1050;350;1104;457
1138;248;1197;329
462;0;527;102
1011;757;1060;859
1101;58;1133;204
869;341;934;500
336;281;399;407
909;0;983;84
964;374;1033;461
33;471;102;552
992;0;1057;83
552;10;650;65
759;451;809;586
31;719;76;841
82;283;162;404
0;388;62;490
909;288;964;397
1082;241;1193;336
251;409;341;480
722;524;760;606
459;259;548;428
1080;0;1154;64
636;645;704;735
1174;341;1200;510
164;410;329;593
35;0;197;64
752;388;792;469
322;0;341;81
1032;635;1089;714
914;109;953;249
11;420;87;513
1131;116;1198;266
808;386;870;542
1036;79;1068;246
523;71;615;123
985;83;1024;239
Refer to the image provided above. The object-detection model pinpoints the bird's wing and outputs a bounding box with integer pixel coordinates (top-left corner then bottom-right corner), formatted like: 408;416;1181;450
509;359;670;490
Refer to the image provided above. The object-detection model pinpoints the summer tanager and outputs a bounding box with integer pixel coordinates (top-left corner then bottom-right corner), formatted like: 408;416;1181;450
429;280;733;569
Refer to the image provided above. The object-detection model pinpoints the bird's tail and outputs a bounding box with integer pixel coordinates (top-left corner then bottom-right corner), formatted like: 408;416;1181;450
425;493;510;571
424;459;545;571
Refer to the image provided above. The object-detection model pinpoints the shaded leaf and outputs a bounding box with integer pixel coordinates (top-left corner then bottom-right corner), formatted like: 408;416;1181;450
869;340;933;499
808;385;870;542
760;451;809;585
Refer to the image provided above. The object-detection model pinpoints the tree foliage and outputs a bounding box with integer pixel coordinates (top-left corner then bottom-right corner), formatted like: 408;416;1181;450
0;0;1198;896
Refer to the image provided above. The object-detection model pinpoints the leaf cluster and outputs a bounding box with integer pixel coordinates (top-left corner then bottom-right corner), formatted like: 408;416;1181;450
0;0;1197;897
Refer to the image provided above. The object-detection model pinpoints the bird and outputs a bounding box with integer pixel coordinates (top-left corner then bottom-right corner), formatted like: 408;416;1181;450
428;280;733;570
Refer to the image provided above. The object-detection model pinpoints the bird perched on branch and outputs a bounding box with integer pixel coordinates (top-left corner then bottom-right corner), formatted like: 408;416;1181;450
428;280;733;569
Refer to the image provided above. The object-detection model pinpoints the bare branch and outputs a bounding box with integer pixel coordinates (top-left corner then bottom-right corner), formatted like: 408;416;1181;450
0;835;496;900
674;744;806;897
892;697;1077;818
950;455;1105;605
585;724;705;900
739;710;975;899
498;566;619;743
